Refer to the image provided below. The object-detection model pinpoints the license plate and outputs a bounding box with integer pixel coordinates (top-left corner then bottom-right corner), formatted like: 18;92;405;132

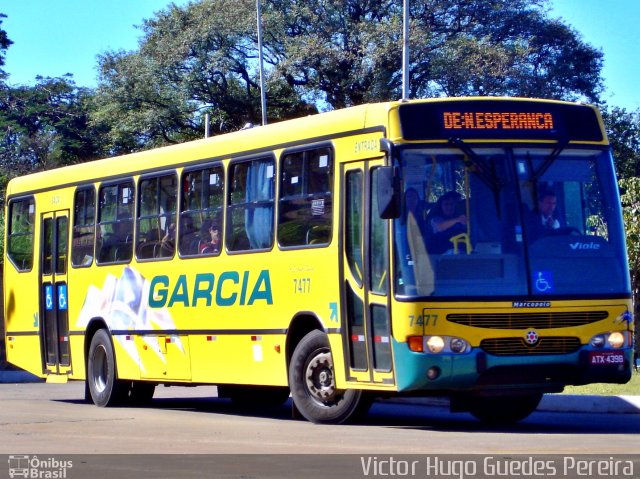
589;351;624;365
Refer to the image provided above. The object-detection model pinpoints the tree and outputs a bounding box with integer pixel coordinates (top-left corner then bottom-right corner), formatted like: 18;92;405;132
94;0;603;148
0;13;12;80
92;0;314;154
619;177;640;352
0;76;104;177
268;0;604;108
604;107;640;355
602;106;640;179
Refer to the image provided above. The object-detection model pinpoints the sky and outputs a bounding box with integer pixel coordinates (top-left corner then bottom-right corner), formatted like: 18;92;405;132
1;0;639;111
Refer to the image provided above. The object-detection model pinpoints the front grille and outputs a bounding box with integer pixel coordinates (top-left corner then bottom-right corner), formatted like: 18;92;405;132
448;311;608;329
480;337;582;356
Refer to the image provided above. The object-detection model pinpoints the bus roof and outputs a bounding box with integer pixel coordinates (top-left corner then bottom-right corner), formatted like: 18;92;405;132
5;97;604;199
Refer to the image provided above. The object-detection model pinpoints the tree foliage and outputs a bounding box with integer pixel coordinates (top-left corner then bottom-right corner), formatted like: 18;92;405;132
602;106;640;179
92;0;314;154
93;0;604;149
619;176;640;348
0;76;104;177
267;0;603;108
0;13;12;79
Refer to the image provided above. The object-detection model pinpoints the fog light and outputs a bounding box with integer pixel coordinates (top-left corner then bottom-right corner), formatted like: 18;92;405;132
426;336;445;353
427;367;441;380
607;332;625;349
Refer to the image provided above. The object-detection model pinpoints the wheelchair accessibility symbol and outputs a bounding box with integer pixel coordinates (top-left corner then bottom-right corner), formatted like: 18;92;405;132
533;271;553;293
57;284;68;310
44;285;54;311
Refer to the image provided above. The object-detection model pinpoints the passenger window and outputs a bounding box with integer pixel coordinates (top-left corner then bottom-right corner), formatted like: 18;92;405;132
227;157;274;251
278;147;333;247
97;181;134;264
136;173;177;260
7;197;35;271
72;187;96;267
179;165;224;256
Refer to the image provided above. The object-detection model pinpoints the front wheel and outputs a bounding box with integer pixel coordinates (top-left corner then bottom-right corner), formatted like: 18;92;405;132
289;330;367;424
87;329;128;407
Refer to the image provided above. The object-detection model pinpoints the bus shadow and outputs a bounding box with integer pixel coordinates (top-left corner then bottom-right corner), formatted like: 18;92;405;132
56;393;640;435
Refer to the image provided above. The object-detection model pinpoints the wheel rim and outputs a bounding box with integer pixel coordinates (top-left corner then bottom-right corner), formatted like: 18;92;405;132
91;344;109;393
304;349;339;405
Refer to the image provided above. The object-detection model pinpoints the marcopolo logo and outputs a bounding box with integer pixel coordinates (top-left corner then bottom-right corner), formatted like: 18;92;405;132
8;455;73;478
524;329;540;346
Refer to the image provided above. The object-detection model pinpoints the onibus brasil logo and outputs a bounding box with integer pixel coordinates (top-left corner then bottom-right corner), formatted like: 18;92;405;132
8;456;73;478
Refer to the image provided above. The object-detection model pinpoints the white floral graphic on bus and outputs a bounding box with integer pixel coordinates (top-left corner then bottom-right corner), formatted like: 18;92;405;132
76;266;184;371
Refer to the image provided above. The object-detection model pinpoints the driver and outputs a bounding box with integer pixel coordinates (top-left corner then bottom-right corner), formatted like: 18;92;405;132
527;189;561;241
537;190;560;230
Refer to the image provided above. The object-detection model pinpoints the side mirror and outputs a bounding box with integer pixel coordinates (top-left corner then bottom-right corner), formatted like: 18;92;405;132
377;166;401;219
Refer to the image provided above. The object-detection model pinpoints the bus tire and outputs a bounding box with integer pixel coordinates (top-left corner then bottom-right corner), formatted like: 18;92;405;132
87;329;127;407
467;393;543;424
289;330;365;424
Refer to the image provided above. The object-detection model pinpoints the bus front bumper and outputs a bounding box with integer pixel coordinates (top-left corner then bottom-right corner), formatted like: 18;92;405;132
393;341;633;394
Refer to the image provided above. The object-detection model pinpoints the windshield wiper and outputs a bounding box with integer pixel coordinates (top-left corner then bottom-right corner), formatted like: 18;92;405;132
449;137;503;216
530;138;569;182
449;138;502;191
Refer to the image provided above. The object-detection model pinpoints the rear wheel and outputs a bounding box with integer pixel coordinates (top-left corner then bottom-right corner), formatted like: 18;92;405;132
87;329;128;407
289;330;367;424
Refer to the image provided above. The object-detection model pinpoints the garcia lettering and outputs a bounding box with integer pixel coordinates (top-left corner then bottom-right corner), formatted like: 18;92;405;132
148;269;273;308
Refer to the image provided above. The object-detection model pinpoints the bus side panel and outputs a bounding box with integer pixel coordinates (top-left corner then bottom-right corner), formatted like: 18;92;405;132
190;333;288;385
4;263;44;377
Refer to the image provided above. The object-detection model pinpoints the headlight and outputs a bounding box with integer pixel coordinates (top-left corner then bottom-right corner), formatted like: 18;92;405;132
590;334;606;348
589;332;628;349
607;332;625;349
426;336;445;353
422;336;470;354
450;338;468;353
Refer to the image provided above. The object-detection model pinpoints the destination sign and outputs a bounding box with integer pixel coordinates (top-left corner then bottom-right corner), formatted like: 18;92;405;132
443;111;554;131
398;100;604;142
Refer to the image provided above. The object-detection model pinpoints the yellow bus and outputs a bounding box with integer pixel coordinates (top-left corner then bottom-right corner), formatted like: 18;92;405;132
3;98;634;424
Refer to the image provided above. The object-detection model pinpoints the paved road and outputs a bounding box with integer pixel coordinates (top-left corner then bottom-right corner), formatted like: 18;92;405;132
0;382;638;456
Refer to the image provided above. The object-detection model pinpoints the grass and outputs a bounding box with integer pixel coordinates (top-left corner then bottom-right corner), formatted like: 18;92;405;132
562;371;640;396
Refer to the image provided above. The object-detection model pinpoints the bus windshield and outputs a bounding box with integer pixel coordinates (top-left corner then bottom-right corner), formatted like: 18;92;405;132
393;146;630;299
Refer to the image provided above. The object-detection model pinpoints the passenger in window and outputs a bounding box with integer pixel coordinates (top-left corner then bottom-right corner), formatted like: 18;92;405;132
162;223;176;244
178;216;199;255
113;216;133;244
100;214;133;261
160;223;176;256
199;220;220;254
404;188;428;234
427;191;467;254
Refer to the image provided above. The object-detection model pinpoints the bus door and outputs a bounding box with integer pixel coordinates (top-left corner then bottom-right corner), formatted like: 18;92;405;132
39;210;72;376
341;160;395;386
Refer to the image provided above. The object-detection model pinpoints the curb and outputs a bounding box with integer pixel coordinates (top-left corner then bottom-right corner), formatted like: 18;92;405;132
381;394;640;415
539;393;640;414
